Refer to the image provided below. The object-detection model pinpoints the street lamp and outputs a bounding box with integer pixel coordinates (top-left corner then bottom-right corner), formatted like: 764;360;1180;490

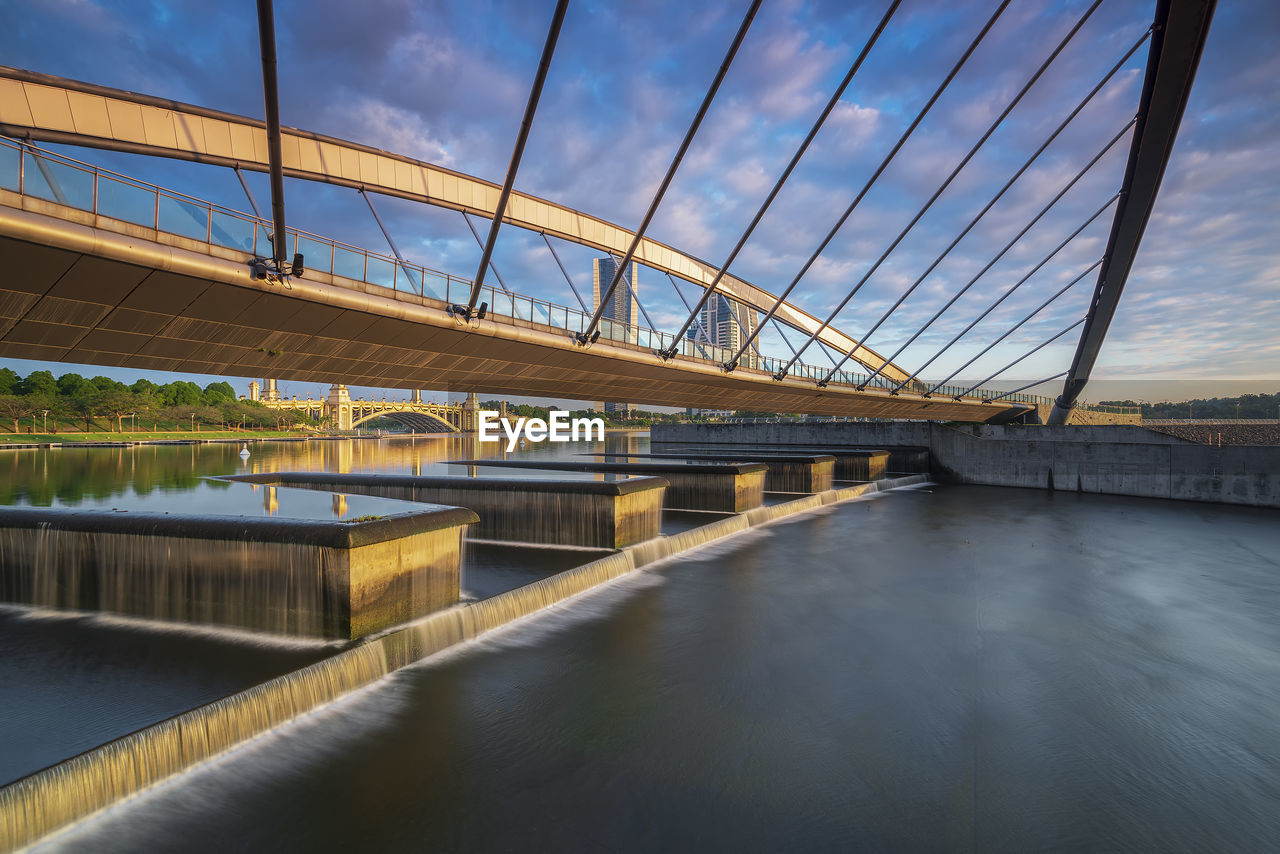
39;409;48;433
190;413;195;432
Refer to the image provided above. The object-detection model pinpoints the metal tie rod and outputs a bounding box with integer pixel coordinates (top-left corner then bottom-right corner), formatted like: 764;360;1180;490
611;258;662;337
954;318;1085;400
836;14;1147;390
541;233;590;313
892;118;1137;394
360;189;422;295
463;0;570;315
982;371;1069;405
747;0;1011;381
662;0;903;362
579;0;762;346
666;273;716;359
913;193;1117;396
925;258;1102;395
462;211;521;319
795;0;1097;386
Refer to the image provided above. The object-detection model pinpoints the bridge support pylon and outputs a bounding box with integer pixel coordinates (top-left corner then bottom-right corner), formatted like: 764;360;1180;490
327;384;353;431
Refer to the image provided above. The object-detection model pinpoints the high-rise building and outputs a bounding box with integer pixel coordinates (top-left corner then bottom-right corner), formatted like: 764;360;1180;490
593;257;640;415
686;293;759;367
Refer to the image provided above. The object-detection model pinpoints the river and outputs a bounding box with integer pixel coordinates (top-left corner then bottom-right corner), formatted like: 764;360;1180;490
2;436;1278;851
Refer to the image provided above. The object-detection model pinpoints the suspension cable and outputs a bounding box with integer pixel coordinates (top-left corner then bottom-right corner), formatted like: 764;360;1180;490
838;24;1153;389
904;192;1116;394
866;122;1136;392
925;258;1102;394
578;0;762;345
465;0;570;313
661;0;903;361
791;0;1101;385
954;318;1085;399
734;0;1011;380
541;233;590;313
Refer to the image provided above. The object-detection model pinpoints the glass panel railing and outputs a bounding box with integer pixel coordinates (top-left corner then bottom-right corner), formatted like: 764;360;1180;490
97;174;155;226
334;246;365;281
421;271;448;301
296;236;333;275
366;256;395;289
25;156;93;209
157;193;209;241
491;290;513;318
0;143;18;191
209;210;255;252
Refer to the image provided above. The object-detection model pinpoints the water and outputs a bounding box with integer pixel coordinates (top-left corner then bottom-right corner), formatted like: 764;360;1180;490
23;484;1280;852
0;435;650;791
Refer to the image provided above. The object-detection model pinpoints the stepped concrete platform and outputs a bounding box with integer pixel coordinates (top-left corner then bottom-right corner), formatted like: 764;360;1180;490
603;452;836;494
227;472;667;548
448;459;767;512
0;502;477;640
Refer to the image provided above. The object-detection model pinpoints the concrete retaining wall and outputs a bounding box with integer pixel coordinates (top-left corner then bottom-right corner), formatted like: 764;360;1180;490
653;422;1280;508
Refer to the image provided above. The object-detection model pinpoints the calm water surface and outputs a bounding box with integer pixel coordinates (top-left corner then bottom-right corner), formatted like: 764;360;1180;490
33;483;1280;853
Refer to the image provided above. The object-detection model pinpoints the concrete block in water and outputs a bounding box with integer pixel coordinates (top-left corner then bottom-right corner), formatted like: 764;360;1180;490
446;459;767;512
0;506;478;640
616;452;836;494
227;473;667;548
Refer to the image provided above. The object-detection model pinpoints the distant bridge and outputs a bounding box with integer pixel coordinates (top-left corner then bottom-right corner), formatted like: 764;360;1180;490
255;384;473;432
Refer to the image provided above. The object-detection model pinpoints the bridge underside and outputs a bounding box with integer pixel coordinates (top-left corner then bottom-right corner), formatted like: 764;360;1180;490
0;199;1027;422
351;411;457;432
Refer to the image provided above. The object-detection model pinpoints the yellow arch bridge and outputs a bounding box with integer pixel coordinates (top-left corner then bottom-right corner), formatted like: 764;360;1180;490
255;382;476;432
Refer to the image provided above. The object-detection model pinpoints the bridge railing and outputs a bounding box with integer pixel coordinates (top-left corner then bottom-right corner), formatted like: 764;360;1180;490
1;136;1062;412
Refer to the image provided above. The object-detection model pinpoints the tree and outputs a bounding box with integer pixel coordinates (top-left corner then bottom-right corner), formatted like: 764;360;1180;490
202;381;236;404
0;368;18;396
17;370;56;397
90;375;127;394
98;390;137;432
159;381;202;407
0;395;35;433
57;372;97;398
130;378;158;396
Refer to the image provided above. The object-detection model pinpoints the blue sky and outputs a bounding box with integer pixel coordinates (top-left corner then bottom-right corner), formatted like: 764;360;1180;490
1;0;1275;405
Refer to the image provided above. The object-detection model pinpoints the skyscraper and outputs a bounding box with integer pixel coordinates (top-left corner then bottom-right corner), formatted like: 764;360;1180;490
593;256;640;415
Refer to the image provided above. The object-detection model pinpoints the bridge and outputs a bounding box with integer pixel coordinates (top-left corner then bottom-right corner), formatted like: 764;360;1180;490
0;0;1215;424
252;383;474;432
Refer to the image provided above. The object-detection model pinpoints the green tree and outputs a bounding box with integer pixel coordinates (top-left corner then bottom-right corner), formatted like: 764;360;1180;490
159;381;202;407
130;378;158;395
0;394;35;433
90;375;126;394
57;372;97;398
17;370;56;397
202;381;236;404
0;367;18;396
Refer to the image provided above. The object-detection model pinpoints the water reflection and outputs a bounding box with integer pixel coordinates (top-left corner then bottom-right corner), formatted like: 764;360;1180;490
0;434;653;507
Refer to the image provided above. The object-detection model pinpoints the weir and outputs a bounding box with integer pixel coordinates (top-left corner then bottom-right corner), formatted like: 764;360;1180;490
0;473;927;854
0;504;478;640
446;459;767;512
226;473;667;548
603;453;836;494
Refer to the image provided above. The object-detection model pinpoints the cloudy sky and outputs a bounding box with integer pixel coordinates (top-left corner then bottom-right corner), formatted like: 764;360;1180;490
1;0;1275;404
